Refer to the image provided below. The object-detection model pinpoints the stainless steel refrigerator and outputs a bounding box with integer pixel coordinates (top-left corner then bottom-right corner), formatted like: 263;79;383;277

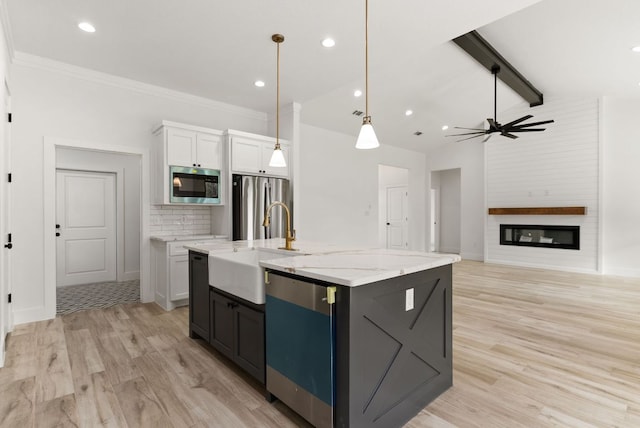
232;174;292;241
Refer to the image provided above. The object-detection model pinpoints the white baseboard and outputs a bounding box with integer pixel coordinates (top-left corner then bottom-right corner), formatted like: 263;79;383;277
460;251;484;261
122;271;141;281
13;305;55;326
438;247;460;255
603;266;640;278
0;334;5;368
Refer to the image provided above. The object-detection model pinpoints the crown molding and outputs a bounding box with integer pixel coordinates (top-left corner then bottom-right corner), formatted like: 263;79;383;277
0;0;15;62
13;51;268;122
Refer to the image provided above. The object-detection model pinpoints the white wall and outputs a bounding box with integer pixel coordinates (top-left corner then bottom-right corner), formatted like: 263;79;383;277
56;147;141;281
298;124;426;250
426;138;484;260
436;169;461;254
601;97;640;277
11;56;267;324
485;97;599;273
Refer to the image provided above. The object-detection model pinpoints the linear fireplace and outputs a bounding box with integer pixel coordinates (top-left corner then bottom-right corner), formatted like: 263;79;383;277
500;224;580;250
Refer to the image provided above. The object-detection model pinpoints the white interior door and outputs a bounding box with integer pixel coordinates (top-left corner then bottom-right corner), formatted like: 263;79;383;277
430;189;440;252
56;170;116;286
386;186;408;250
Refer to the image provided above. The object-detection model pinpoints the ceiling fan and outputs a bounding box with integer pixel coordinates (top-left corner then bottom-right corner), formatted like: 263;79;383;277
447;65;554;142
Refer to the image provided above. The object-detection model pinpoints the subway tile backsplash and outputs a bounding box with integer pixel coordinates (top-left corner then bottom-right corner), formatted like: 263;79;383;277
150;205;211;236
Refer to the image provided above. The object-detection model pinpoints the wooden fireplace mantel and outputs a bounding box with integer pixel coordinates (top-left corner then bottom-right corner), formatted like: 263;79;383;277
488;207;587;215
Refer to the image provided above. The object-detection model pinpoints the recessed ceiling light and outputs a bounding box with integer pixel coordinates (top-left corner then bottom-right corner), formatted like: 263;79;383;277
254;80;265;87
442;125;449;131
354;89;362;97
632;46;640;53
78;22;96;33
321;38;336;48
405;110;413;116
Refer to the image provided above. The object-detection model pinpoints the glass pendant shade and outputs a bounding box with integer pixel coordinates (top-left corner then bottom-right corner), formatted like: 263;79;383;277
269;145;287;167
355;118;379;149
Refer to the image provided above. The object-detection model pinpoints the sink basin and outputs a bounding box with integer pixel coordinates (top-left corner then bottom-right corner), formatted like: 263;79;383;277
208;249;290;304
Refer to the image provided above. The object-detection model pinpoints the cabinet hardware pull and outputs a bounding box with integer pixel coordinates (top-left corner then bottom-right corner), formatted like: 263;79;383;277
4;243;12;249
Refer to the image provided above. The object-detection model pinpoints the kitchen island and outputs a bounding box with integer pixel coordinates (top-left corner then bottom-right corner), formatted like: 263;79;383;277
186;239;460;428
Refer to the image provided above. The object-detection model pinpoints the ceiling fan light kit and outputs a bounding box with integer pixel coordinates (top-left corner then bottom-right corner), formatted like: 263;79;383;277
447;65;554;142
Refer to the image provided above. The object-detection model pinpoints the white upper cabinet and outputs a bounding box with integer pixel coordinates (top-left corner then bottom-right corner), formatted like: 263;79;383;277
167;127;222;169
153;121;225;204
228;130;290;178
195;133;223;169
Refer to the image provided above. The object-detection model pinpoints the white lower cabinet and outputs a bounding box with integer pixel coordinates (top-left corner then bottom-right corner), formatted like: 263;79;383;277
169;255;189;300
152;239;212;310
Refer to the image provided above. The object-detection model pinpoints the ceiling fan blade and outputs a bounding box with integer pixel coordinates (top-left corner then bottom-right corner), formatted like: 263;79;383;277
501;115;533;128
511;119;555;128
501;132;519;139
510;128;546;132
455;134;485;142
454;126;486;131
483;134;493;143
446;131;486;137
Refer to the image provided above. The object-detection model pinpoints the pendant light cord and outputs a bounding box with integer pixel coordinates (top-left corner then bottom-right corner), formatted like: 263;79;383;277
365;0;369;119
276;39;280;148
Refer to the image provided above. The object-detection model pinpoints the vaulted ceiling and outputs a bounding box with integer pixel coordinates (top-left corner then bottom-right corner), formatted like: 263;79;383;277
5;0;640;153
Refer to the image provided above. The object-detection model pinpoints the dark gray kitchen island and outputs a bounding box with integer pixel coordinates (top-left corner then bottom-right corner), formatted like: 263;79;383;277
261;249;458;428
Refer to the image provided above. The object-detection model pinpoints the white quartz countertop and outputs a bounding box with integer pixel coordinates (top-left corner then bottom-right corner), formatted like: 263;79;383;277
150;234;228;242
259;248;461;287
185;239;461;287
183;238;367;255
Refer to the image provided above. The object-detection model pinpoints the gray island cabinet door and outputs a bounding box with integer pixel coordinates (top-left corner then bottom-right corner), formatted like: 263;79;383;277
335;264;453;428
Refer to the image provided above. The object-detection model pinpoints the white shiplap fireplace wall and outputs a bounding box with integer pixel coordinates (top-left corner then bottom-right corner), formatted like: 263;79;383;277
486;97;599;273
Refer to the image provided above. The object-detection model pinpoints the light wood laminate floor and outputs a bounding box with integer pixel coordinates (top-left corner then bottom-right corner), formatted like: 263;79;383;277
1;260;639;427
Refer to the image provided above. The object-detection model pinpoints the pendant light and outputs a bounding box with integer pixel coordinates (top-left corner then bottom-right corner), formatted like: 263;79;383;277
269;34;287;167
355;0;379;149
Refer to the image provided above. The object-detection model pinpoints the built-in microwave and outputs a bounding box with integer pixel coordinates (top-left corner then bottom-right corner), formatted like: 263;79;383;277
170;166;220;204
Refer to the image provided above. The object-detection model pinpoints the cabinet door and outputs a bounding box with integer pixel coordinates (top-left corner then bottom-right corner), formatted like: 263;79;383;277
169;255;189;300
231;137;263;174
234;304;265;383
189;252;210;341
196;133;222;169
167;128;197;167
262;143;290;177
210;291;234;359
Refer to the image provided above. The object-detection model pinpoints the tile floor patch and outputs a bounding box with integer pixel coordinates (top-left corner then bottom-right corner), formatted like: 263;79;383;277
56;280;140;315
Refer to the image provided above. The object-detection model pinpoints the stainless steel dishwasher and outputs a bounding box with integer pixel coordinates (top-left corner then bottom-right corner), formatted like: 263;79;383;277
265;271;335;428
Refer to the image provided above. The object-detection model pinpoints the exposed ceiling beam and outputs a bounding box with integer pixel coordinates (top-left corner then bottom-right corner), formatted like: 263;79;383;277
453;30;544;107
